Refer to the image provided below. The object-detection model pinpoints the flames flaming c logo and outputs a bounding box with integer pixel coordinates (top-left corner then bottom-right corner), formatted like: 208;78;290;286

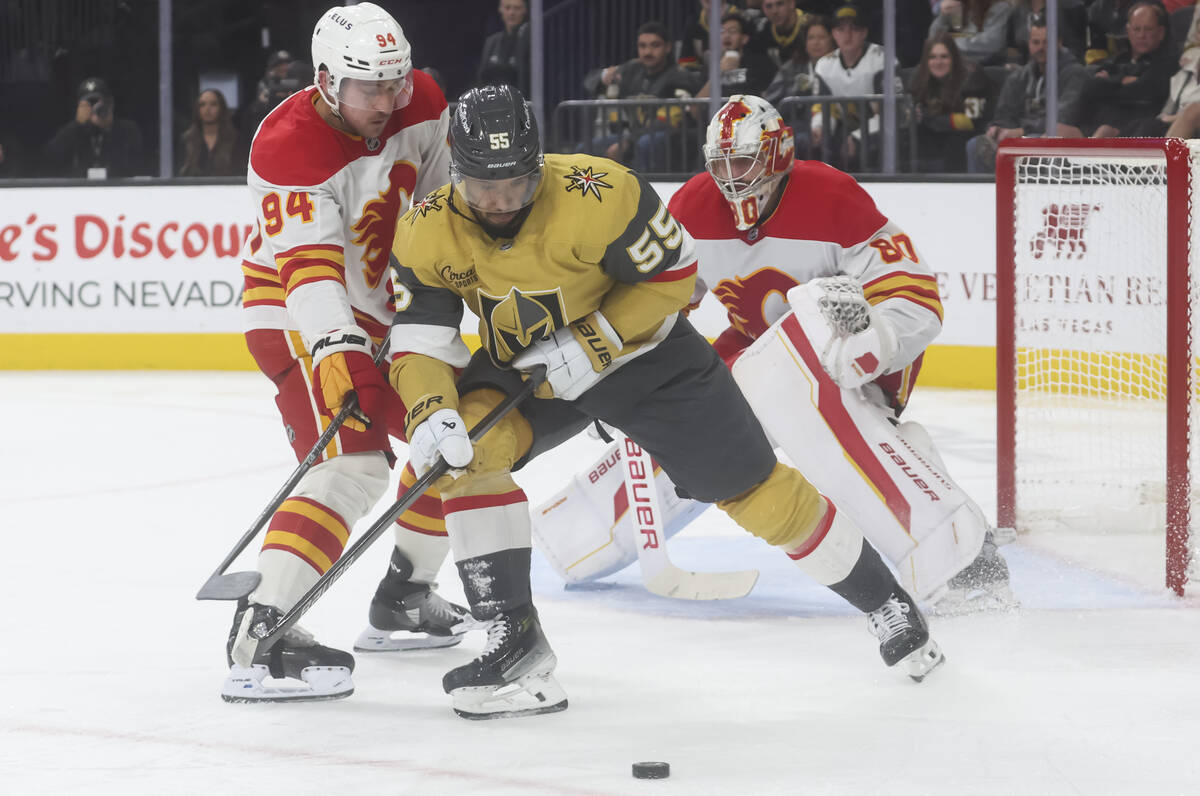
352;160;418;288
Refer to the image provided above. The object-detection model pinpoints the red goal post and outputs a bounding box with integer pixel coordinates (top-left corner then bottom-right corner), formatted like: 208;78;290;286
995;137;1196;596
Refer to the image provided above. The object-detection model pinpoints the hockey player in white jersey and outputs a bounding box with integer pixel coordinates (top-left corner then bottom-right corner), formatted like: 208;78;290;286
225;3;468;703
534;95;1012;614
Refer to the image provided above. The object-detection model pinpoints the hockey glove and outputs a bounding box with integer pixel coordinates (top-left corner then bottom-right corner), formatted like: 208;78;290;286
512;311;623;401
310;326;387;432
788;278;897;390
407;408;473;476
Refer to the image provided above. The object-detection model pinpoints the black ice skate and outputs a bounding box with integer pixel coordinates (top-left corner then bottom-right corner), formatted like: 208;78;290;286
442;604;567;720
867;589;945;682
222;601;355;703
354;553;472;652
934;530;1018;616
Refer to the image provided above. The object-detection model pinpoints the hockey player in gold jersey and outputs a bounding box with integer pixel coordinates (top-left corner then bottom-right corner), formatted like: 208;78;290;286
389;84;945;719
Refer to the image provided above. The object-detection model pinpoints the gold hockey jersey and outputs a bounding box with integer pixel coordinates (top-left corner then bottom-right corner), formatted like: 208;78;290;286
389;153;698;412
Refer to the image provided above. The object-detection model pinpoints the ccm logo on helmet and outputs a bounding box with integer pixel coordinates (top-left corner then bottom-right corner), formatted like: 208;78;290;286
378;58;405;66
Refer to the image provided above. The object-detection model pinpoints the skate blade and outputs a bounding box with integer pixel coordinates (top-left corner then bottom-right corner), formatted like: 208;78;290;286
353;628;465;652
220;664;354;703
450;672;568;720
903;640;945;683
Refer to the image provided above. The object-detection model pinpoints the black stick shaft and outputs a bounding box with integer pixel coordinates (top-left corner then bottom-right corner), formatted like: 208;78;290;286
254;366;545;648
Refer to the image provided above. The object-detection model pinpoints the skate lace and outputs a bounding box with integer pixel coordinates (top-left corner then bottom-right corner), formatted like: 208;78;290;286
424;592;462;624
477;615;511;661
867;597;912;644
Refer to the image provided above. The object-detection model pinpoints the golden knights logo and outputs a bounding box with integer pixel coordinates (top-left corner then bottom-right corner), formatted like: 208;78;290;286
563;165;613;201
478;286;566;363
411;189;445;221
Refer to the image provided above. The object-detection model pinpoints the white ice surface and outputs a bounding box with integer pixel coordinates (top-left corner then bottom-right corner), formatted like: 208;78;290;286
2;373;1198;795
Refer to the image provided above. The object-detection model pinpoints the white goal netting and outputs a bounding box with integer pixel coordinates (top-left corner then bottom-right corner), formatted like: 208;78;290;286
1008;144;1200;591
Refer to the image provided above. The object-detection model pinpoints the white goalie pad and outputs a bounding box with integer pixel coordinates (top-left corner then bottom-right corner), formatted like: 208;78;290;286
730;301;987;600
531;440;709;584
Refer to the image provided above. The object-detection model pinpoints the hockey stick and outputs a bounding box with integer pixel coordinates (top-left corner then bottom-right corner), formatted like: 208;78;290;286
250;366;546;651
196;332;392;602
618;434;759;600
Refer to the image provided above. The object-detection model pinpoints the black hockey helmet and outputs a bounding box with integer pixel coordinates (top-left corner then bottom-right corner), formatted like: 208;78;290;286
450;84;543;214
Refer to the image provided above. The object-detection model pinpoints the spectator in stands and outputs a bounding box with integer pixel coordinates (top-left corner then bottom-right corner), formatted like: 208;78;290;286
582;21;703;172
929;0;1016;66
750;0;809;68
243;61;313;136
680;0;736;71
44;77;145;178
1086;0;1139;63
764;15;835;157
1008;0;1087;64
1076;2;1174;137
765;14;836;103
178;89;244;177
908;33;993;172
1124;46;1200;136
696;12;778;99
476;0;530;95
811;4;899;169
964;15;1088;173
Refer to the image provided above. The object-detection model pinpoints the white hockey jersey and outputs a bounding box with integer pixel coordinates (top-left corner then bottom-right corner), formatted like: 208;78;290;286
811;43;900;135
668;161;942;407
240;71;450;349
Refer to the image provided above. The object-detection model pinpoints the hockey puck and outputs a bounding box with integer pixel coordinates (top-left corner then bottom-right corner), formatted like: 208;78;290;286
632;761;669;779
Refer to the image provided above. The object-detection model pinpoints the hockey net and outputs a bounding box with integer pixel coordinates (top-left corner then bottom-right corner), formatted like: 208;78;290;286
995;138;1199;596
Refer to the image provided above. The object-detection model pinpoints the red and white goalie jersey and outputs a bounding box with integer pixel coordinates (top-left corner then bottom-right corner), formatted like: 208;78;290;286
668;160;943;410
240;71;450;347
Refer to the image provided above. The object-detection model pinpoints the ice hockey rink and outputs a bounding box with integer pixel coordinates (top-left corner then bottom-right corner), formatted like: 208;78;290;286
3;371;1198;796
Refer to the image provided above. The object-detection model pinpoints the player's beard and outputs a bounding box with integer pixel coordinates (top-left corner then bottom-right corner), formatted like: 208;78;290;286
473;204;534;239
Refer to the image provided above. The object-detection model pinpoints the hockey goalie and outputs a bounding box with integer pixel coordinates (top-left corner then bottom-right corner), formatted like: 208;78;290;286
533;95;1013;612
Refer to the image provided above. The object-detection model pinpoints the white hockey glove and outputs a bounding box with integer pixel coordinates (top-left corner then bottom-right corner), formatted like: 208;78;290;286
512;312;623;401
788;277;897;390
408;408;473;476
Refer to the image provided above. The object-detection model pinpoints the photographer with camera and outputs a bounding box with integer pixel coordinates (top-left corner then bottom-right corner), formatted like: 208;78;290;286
45;77;145;178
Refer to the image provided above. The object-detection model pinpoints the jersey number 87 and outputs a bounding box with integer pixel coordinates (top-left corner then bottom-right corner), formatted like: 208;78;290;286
626;203;683;273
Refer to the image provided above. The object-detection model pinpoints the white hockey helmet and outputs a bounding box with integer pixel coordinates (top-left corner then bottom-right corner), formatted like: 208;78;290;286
311;2;413;115
702;95;794;231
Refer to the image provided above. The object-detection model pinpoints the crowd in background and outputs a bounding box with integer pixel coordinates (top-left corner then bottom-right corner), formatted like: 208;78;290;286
2;0;1198;179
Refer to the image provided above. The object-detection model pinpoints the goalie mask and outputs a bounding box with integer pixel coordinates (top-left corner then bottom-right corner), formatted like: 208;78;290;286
703;95;794;231
311;2;414;116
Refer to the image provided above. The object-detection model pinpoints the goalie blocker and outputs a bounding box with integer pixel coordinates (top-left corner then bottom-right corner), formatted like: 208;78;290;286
535;285;987;602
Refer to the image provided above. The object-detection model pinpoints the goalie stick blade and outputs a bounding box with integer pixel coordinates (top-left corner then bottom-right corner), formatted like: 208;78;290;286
196;571;262;601
643;566;759;600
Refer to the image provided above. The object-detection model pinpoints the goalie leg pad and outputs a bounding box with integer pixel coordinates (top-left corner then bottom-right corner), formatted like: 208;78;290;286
732;311;986;601
530;439;708;584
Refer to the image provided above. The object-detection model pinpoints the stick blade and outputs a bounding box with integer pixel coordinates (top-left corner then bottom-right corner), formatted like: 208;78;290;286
196;571;262;601
643;567;759;600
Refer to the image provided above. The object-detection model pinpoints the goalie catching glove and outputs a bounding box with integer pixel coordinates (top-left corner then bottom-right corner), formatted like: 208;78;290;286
310;326;388;432
789;277;898;389
512;311;625;401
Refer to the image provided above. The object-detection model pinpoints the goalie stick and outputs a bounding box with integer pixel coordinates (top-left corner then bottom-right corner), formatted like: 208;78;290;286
196;330;392;602
618;434;759;600
248;366;546;653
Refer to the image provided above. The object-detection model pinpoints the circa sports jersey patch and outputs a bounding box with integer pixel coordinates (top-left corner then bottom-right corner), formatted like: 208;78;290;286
411;189;446;220
477;286;567;363
562;166;613;201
